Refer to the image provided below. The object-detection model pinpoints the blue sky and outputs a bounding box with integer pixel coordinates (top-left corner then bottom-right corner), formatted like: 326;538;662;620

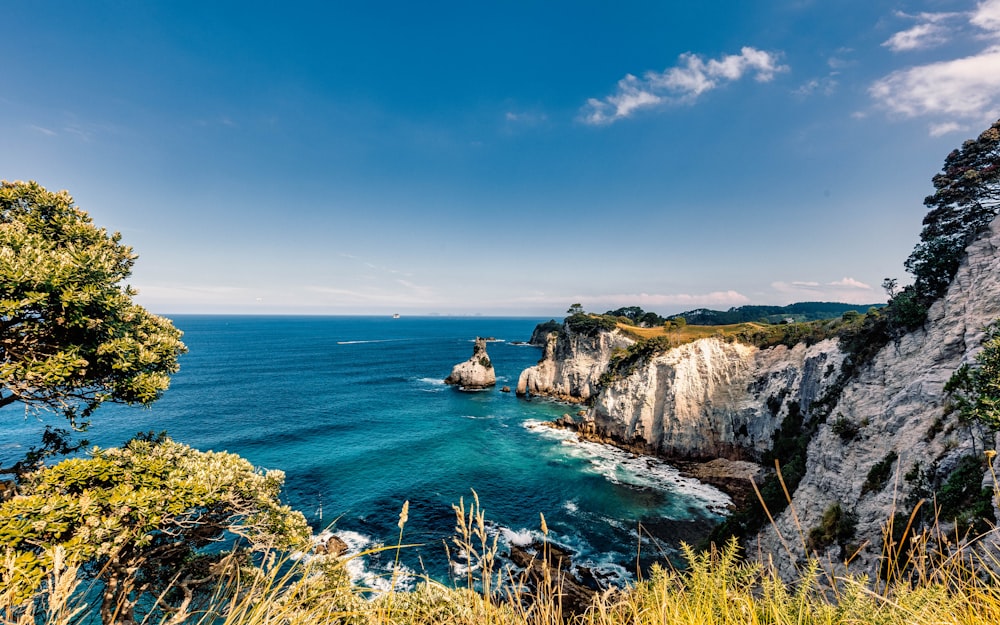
4;1;1000;316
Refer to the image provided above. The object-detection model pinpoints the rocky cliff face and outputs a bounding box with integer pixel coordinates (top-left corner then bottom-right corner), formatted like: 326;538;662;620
518;214;1000;580
753;215;1000;578
516;328;634;402
445;337;496;389
590;337;843;460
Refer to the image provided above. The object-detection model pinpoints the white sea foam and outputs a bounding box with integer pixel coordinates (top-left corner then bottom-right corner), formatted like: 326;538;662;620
500;527;537;548
416;377;448;392
495;525;636;587
563;500;579;514
312;530;417;594
523;421;732;516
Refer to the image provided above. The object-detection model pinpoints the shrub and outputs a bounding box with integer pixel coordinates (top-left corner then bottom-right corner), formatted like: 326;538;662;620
564;313;618;337
831;415;859;442
862;451;898;495
807;502;857;552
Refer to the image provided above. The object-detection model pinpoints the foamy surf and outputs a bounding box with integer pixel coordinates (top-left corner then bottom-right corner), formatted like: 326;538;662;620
523;420;732;516
312;530;417;594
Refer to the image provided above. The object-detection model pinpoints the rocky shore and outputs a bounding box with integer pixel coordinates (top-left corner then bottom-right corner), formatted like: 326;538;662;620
546;414;765;510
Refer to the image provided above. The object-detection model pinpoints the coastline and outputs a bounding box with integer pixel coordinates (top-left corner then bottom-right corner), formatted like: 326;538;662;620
543;415;766;510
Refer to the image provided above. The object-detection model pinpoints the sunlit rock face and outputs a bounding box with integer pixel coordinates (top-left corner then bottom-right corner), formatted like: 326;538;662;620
753;214;1000;580
516;328;634;402
590;337;843;460
445;337;496;389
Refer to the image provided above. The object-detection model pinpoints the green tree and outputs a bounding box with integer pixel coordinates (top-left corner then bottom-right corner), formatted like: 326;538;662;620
908;120;1000;302
945;319;1000;431
0;436;311;624
0;181;186;430
566;303;585;315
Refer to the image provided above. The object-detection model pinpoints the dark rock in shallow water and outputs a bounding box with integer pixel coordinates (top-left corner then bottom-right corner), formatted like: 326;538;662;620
501;385;510;393
507;541;598;615
315;534;349;557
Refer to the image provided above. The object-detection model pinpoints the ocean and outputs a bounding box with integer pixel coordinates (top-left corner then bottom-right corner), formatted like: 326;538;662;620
0;315;729;589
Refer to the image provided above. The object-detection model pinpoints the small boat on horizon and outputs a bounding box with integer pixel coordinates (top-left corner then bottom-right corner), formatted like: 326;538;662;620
392;313;400;319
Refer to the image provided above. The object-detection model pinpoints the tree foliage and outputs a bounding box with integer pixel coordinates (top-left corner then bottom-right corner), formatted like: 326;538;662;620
907;120;1000;303
564;313;618;337
0;181;186;426
945;319;1000;430
0;436;311;624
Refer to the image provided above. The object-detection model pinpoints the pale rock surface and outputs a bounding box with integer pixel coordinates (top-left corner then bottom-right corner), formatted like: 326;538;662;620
754;214;1000;580
591;337;843;460
516;327;634;402
445;337;496;389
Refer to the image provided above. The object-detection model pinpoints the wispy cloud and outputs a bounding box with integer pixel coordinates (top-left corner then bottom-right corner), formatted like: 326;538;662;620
882;11;961;52
505;111;548;124
929;121;966;136
581;47;788;125
770;277;875;304
872;1;1000;131
794;77;838;97
29;125;57;137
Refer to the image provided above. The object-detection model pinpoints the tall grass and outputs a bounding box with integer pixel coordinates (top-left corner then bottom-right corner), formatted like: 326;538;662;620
6;477;1000;625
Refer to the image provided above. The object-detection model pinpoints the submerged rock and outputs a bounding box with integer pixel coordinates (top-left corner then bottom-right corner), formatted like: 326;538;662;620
445;337;496;389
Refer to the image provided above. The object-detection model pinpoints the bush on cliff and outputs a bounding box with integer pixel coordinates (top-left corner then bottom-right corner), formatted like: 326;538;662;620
564;313;618;337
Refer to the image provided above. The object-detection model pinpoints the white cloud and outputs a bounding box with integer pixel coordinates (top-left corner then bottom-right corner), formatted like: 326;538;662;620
770;277;876;304
829;277;872;289
870;45;1000;121
582;47;787;124
972;0;1000;33
883;22;951;52
929;121;966;136
872;4;1000;131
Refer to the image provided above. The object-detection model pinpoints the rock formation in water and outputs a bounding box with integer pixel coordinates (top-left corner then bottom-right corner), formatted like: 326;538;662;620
445;337;496;389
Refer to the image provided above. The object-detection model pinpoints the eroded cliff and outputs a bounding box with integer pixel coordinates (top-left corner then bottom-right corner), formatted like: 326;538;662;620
753;213;1000;577
590;337;843;460
520;213;1000;580
516;327;634;403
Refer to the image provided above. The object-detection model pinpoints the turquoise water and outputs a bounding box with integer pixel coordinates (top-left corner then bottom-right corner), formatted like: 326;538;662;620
0;315;728;588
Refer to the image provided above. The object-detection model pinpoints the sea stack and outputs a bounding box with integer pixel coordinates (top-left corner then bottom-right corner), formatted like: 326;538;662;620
445;337;496;389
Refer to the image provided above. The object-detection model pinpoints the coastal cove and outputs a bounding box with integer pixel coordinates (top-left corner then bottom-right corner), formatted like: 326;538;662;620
0;315;730;589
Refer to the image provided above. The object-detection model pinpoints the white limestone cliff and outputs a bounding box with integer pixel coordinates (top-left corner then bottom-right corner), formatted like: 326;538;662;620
445;337;496;389
590;337;844;460
517;214;1000;580
516;327;634;402
753;214;1000;578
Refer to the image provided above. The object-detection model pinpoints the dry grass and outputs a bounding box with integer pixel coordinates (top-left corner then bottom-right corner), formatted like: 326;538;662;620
617;322;767;344
7;475;1000;625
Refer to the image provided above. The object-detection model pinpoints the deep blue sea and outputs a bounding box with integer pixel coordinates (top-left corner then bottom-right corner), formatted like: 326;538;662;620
0;316;728;589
